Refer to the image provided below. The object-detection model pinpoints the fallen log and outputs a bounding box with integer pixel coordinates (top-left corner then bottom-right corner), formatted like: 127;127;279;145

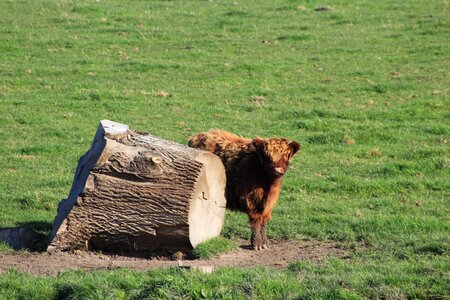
48;120;226;253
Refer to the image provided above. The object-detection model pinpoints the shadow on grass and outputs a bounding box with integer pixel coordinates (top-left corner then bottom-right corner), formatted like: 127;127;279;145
0;221;52;252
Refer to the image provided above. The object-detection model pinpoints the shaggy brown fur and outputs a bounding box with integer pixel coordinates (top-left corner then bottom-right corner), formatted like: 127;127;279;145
188;130;300;250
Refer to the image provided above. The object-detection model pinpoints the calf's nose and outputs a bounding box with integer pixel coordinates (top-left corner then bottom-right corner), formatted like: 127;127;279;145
274;167;285;175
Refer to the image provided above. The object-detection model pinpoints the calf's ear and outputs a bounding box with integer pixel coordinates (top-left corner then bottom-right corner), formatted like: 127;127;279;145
289;141;301;157
253;138;268;153
253;138;268;163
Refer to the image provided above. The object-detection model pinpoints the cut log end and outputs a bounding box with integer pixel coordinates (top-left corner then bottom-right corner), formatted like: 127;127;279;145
189;152;227;247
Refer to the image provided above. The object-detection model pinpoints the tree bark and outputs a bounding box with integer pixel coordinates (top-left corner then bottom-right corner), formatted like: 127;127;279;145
47;120;226;253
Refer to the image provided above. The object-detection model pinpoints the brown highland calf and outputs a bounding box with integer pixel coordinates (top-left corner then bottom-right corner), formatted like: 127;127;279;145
188;130;300;250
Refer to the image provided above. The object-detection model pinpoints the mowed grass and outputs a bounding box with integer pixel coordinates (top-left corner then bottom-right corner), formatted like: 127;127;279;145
0;0;449;298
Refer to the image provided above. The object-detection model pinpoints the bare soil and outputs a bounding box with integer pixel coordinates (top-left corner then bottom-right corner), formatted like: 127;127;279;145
0;239;349;276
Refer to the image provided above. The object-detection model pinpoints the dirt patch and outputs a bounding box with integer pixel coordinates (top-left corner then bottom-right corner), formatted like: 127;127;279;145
0;239;350;276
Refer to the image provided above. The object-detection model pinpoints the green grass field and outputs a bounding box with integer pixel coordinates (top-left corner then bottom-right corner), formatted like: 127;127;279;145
1;0;449;298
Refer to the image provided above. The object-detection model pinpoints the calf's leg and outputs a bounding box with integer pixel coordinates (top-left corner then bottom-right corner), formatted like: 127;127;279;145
260;223;269;249
250;218;264;251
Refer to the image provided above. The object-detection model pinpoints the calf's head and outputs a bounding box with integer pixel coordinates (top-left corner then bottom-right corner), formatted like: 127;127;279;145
253;137;300;178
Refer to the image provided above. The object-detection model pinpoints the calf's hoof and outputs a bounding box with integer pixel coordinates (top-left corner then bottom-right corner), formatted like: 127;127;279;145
252;242;269;251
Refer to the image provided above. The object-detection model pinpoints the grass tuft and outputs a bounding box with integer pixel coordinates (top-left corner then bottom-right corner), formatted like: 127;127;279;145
0;242;13;253
192;237;236;259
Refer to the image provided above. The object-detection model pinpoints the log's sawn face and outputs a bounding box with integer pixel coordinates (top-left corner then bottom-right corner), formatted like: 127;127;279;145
188;130;300;250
